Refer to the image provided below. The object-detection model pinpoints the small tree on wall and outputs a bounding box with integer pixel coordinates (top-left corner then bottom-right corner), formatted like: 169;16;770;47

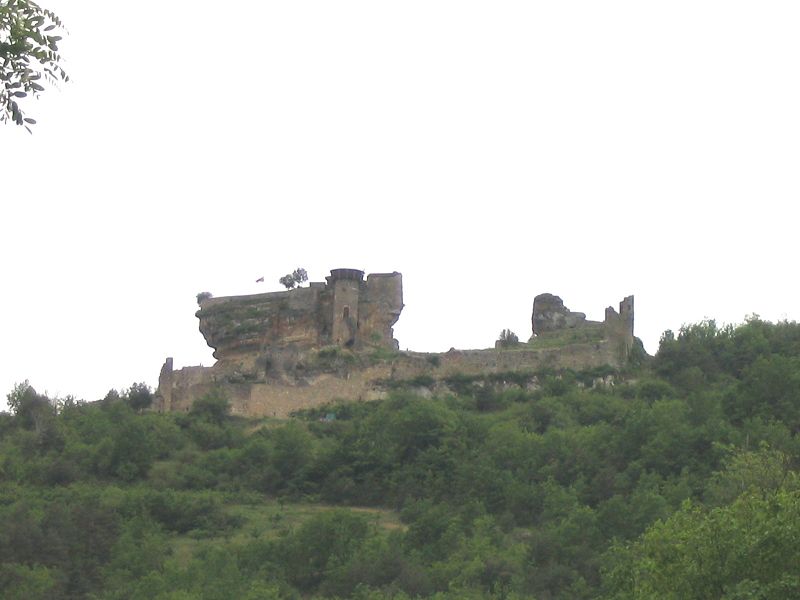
498;329;520;347
279;268;308;290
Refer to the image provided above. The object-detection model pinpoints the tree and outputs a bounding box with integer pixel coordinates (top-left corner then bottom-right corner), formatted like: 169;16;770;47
280;510;370;592
6;379;34;413
292;267;308;284
124;382;153;413
497;329;519;348
6;380;53;433
0;563;59;600
279;267;308;290
704;444;796;506
1;0;69;130
603;490;800;599
189;389;230;426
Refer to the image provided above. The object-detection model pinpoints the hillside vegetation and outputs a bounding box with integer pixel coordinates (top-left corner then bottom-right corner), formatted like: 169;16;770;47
2;317;800;599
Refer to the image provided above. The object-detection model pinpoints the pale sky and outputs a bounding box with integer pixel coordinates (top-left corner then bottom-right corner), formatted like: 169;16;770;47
2;1;799;407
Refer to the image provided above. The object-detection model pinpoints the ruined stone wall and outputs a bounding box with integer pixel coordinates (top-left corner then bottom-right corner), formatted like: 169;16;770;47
157;337;625;418
530;292;634;363
157;277;637;418
160;364;395;418
359;273;403;349
431;341;622;376
603;295;635;361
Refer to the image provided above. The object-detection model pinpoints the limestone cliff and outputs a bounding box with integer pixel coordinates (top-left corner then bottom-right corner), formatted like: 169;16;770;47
197;269;402;363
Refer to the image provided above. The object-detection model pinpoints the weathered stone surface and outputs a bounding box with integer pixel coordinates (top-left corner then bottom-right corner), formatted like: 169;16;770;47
197;286;322;361
532;293;587;335
196;269;403;363
156;271;638;417
530;293;635;363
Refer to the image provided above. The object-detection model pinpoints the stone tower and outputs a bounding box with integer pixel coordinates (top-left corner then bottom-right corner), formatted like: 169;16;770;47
327;268;364;347
604;295;635;359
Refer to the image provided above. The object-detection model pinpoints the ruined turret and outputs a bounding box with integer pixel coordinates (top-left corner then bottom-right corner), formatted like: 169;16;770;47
604;295;635;359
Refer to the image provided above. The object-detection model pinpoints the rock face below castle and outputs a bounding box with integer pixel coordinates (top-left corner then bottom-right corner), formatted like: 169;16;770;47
156;271;637;418
198;269;402;363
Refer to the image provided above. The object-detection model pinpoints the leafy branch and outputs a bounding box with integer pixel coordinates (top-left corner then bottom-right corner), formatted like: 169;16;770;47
0;0;69;131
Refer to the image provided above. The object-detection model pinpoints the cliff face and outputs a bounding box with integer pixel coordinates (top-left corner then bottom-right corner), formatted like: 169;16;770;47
156;272;637;418
532;293;588;335
197;286;324;361
195;270;403;363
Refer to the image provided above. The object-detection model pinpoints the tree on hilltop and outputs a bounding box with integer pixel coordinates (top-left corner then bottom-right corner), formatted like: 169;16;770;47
5;380;57;440
124;382;153;413
1;0;69;130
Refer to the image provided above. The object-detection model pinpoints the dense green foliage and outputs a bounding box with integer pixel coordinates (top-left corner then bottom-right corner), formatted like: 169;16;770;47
2;317;800;599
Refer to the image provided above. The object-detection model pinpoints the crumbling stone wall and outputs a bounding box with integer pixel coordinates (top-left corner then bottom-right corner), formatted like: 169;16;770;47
156;275;637;417
531;292;635;362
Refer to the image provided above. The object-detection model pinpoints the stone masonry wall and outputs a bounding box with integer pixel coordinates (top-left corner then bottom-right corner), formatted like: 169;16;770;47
157;276;636;418
158;340;623;418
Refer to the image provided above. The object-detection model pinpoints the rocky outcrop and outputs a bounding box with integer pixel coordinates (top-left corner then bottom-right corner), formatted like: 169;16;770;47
530;293;635;364
195;270;403;363
531;293;588;335
197;286;323;361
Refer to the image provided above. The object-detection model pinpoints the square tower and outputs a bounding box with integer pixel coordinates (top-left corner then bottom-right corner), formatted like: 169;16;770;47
327;268;365;346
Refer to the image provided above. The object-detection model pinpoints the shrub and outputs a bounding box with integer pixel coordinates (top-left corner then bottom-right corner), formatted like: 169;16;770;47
426;354;442;368
189;390;230;426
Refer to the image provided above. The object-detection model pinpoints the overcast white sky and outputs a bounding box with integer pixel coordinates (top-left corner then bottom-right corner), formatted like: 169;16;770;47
2;1;799;407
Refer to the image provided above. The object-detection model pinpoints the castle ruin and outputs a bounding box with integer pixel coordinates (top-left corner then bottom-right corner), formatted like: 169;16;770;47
156;270;637;417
